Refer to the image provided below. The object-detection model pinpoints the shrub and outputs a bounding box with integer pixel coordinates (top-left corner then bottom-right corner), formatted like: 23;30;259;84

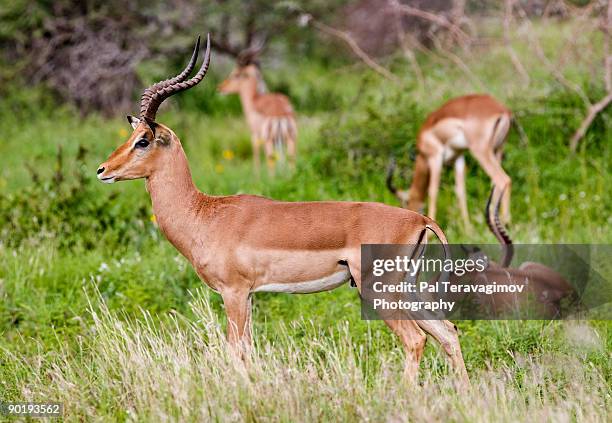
0;145;153;250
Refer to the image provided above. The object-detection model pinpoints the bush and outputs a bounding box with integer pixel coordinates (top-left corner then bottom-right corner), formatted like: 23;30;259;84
0;145;153;250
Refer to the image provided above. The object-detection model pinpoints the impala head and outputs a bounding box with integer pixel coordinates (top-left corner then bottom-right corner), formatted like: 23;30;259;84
97;34;211;183
217;43;265;94
386;158;412;209
218;64;261;94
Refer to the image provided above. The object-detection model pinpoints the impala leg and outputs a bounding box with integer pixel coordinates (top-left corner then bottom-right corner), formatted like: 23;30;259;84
454;155;471;230
416;319;469;387
286;135;296;171
221;289;253;359
471;148;511;223
426;155;443;221
264;138;276;177
494;149;511;224
286;118;297;171
251;135;261;176
386;319;428;383
348;259;427;383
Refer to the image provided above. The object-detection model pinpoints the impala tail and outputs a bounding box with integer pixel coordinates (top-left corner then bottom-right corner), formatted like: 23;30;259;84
424;218;452;288
386;158;411;208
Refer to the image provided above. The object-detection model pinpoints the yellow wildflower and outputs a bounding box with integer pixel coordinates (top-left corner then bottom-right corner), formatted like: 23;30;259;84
222;149;235;161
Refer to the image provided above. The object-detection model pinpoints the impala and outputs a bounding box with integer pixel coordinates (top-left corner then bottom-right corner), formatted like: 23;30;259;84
456;189;577;318
218;45;297;175
386;94;512;226
96;34;469;385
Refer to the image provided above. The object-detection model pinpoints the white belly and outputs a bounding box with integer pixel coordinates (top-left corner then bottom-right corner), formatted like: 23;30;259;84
443;133;468;164
253;270;351;294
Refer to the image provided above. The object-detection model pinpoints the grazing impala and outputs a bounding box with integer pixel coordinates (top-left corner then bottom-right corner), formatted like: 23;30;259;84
96;35;469;385
386;94;512;226
218;46;297;175
459;189;577;317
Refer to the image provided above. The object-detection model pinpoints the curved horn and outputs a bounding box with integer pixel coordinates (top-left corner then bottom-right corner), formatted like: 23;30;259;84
386;158;398;194
140;36;201;118
493;186;513;267
236;38;265;67
142;34;212;121
485;187;513;267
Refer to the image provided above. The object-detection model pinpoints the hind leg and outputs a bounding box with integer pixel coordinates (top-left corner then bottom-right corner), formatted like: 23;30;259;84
415;319;469;386
471;147;511;224
286;135;297;170
286;118;297;170
385;319;427;383
347;258;427;383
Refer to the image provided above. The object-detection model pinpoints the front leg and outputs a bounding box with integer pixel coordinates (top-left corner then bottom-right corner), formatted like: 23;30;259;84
427;155;443;221
454;155;471;231
251;134;262;177
221;288;253;358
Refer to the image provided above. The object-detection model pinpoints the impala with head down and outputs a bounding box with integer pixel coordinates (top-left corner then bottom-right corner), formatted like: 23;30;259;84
387;94;512;227
97;34;468;385
473;188;577;317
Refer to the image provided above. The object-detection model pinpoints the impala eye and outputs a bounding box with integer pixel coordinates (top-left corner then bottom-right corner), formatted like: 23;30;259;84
135;139;150;148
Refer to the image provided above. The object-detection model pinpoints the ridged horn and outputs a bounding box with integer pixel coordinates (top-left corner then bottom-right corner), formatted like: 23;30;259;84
141;34;212;121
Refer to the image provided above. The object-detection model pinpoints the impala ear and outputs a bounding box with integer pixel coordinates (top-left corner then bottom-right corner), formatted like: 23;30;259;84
127;115;140;129
149;121;172;146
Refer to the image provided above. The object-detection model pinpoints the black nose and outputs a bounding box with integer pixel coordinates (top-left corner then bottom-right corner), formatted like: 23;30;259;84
97;167;105;175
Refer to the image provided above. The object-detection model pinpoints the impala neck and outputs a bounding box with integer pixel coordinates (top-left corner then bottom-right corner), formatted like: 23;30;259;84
145;141;208;259
408;153;429;212
237;80;260;128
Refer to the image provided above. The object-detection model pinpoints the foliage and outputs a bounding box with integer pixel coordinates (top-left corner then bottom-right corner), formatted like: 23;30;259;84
0;12;610;420
1;291;609;421
0;141;151;250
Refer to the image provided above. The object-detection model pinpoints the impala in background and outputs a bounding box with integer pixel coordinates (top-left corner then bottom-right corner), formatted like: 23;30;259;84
96;35;469;386
472;188;578;317
387;94;512;227
218;45;297;175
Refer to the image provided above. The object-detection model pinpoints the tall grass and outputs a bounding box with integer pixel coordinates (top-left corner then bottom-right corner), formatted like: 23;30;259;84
0;17;610;421
3;291;608;422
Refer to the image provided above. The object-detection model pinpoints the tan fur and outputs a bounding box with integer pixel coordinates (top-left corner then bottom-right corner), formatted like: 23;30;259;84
469;193;577;317
465;261;576;318
393;94;512;226
218;64;297;174
97;118;469;385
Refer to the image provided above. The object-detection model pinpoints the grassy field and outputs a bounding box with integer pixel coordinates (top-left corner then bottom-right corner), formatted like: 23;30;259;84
1;18;611;422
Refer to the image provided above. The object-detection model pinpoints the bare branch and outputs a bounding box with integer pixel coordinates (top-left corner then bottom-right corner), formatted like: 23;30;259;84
516;2;591;107
391;4;425;93
300;14;402;85
570;0;612;152
570;93;612;151
211;38;242;57
431;35;485;91
605;0;612;92
503;0;530;85
388;0;471;48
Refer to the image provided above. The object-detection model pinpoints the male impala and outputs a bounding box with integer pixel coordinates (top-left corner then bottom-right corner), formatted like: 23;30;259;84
96;35;468;385
218;46;297;175
476;188;577;317
386;94;512;226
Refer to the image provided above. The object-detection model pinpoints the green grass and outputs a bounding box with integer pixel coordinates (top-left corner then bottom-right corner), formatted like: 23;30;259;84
0;16;611;421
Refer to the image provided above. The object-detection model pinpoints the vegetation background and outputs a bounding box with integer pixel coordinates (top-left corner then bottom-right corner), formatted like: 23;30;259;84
0;0;610;421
